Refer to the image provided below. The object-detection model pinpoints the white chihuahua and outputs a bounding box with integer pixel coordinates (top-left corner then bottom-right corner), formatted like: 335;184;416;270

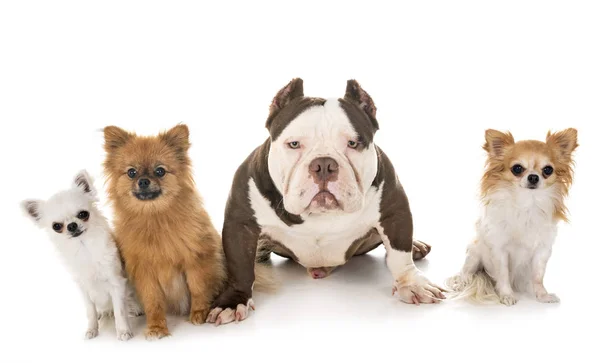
22;170;141;340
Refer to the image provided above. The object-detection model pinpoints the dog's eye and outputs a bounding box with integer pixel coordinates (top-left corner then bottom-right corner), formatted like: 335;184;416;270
543;166;554;176
77;210;89;220
348;140;359;149
511;164;524;175
288;141;300;149
127;168;137;179
155;167;166;177
52;223;63;232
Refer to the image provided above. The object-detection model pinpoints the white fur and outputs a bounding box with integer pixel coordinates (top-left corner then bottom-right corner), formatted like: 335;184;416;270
448;184;561;305
22;171;140;340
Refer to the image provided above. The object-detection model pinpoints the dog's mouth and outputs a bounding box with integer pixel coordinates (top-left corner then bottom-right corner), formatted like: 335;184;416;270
309;190;340;210
527;185;539;190
134;190;162;201
71;230;84;238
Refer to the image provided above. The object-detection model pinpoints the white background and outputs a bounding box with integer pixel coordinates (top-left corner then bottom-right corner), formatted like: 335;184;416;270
1;1;599;362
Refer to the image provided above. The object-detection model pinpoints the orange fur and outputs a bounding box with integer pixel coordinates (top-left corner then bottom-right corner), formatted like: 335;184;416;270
481;128;578;222
103;124;226;339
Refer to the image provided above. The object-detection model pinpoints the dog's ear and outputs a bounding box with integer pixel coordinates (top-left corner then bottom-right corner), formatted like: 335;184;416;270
73;170;97;197
161;124;190;155
547;128;578;162
483;129;515;158
344;80;379;131
21;199;44;224
104;126;131;151
266;78;304;129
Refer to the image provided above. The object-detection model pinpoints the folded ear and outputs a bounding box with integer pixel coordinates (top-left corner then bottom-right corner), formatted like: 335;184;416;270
546;128;578;161
21;199;44;224
483;129;515;158
344;79;379;130
266;78;304;129
160;124;190;155
104;126;131;151
73;170;97;197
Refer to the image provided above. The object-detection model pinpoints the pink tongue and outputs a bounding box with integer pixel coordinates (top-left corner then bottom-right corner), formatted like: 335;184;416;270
310;268;328;279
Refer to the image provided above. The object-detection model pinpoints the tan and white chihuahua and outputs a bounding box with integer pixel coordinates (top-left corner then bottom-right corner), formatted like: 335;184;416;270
447;128;578;305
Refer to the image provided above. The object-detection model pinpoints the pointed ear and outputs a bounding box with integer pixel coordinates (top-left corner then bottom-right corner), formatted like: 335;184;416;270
104;126;131;151
266;78;304;129
546;128;578;161
344;79;379;130
483;129;515;158
73;170;97;197
160;124;190;155
21;199;44;223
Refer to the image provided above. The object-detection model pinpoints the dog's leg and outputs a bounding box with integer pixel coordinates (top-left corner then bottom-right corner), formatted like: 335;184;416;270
532;248;559;303
186;256;225;325
134;269;169;340
82;292;99;339
491;248;517;306
110;277;133;341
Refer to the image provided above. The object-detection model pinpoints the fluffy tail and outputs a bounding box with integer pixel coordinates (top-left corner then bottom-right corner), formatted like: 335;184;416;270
253;262;280;293
445;271;500;304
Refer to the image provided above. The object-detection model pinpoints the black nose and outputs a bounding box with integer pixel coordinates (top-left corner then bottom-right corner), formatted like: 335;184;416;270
528;174;539;185
309;157;339;182
138;178;150;189
67;223;78;232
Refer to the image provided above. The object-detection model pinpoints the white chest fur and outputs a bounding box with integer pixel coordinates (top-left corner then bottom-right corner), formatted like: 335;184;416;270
248;179;382;268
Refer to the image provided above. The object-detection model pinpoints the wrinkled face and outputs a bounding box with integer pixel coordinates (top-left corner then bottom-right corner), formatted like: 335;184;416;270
268;99;378;215
501;142;558;190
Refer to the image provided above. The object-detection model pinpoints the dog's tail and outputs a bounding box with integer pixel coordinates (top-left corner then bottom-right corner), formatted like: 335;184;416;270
252;261;280;293
445;271;500;304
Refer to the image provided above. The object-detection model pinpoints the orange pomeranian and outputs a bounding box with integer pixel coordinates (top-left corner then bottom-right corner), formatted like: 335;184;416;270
103;124;226;339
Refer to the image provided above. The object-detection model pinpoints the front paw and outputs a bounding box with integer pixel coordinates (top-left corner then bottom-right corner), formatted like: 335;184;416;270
393;273;446;304
145;325;170;340
85;329;98;340
189;308;209;325
500;294;518;306
536;293;560;303
117;330;133;341
207;288;254;326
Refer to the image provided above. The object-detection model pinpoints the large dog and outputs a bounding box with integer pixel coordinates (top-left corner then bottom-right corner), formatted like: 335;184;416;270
207;78;445;325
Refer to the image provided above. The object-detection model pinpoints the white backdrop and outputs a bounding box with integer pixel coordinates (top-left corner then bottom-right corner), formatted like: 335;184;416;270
1;1;599;362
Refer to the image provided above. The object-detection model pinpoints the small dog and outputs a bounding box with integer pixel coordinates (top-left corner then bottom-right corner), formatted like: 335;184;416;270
103;124;227;339
22;170;136;340
447;128;578;305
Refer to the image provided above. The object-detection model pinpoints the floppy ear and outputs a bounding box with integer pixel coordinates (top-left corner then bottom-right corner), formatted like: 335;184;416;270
104;126;131;151
160;124;190;155
344;79;379;130
546;128;578;161
73;170;97;197
266;78;304;129
483;129;515;158
21;199;44;224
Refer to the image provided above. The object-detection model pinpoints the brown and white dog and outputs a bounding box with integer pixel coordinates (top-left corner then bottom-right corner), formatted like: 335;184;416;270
207;78;445;325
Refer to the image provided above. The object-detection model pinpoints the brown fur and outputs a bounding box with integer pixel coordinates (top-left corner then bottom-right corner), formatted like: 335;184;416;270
481;128;578;222
103;124;226;339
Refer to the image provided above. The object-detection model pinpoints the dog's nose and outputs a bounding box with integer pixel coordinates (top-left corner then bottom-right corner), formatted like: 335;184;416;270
67;223;78;232
528;174;540;185
138;178;151;189
309;157;339;182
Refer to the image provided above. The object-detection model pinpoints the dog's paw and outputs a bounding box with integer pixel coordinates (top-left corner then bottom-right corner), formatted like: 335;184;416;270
189;308;209;325
412;240;431;261
536;293;560;303
85;329;98;340
117;330;133;341
307;267;334;279
499;294;518;306
144;326;170;340
393;273;446;304
207;299;255;326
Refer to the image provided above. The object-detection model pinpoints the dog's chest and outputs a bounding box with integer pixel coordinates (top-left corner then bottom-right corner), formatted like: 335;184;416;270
249;179;382;268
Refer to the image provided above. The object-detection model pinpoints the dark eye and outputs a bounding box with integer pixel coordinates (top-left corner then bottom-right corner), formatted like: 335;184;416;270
511;164;524;175
127;168;137;179
77;210;89;220
348;140;359;149
155;167;166;177
543;166;554;176
52;223;63;232
288;141;300;149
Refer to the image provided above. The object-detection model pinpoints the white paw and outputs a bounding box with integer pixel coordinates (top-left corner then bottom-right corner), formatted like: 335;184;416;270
500;294;518;306
537;293;560;303
393;274;446;304
85;329;98;339
206;299;255;326
117;330;133;341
